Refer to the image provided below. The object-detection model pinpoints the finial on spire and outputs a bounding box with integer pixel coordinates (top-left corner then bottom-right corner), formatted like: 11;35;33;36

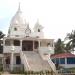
27;23;29;28
18;2;21;12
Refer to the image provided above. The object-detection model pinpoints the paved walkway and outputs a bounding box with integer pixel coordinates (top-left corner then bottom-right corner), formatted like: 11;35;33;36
1;72;23;75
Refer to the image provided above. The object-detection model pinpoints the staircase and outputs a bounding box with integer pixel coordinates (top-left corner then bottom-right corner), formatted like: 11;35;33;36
20;51;52;71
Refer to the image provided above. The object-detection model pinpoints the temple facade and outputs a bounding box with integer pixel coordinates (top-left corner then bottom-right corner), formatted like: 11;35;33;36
0;4;56;72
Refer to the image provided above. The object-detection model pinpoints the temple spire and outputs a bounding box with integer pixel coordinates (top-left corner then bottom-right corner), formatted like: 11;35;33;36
18;2;21;12
36;19;39;25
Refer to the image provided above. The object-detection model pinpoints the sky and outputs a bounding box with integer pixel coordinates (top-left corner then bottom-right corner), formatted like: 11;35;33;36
0;0;75;41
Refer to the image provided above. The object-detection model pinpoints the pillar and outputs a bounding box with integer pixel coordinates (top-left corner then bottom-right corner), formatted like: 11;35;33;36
3;38;5;45
65;58;67;68
20;40;22;51
3;57;6;71
11;40;13;46
38;40;40;48
10;45;15;71
33;41;34;51
10;51;14;71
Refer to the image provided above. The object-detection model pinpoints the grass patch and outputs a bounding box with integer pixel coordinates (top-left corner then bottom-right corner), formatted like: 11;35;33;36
10;70;54;75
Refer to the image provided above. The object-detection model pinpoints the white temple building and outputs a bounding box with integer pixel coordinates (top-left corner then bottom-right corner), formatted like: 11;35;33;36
0;4;56;72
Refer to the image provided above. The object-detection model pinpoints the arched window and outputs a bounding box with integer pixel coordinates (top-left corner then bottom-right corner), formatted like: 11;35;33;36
14;27;17;31
38;29;40;32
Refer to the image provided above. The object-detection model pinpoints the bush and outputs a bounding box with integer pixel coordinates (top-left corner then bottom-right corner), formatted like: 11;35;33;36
10;70;53;75
0;64;3;72
10;66;24;74
24;70;52;75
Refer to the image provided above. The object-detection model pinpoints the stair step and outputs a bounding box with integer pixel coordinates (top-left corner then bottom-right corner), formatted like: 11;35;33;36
21;51;51;71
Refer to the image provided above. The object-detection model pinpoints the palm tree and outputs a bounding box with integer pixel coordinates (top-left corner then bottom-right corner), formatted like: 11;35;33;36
65;30;75;53
54;38;65;54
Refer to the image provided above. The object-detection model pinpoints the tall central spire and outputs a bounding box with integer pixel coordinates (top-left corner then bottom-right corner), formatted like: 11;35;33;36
18;2;21;13
10;2;25;26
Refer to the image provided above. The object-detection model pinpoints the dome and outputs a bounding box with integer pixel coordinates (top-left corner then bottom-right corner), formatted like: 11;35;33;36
10;3;25;25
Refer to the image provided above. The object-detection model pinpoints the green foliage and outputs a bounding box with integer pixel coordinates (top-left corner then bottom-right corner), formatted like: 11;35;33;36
54;38;65;54
0;31;5;53
10;69;24;74
10;66;24;74
65;30;75;53
10;70;53;75
54;30;75;54
0;31;5;39
0;64;3;72
23;70;52;75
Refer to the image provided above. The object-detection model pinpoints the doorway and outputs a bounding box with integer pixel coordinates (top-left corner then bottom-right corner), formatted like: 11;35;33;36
22;41;33;51
16;56;21;64
5;57;10;64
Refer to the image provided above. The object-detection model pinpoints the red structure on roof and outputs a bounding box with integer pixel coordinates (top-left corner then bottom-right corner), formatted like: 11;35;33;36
51;53;75;58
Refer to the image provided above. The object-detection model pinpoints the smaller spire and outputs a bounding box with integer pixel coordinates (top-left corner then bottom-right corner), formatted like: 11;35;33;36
27;23;29;28
36;19;39;25
34;19;44;30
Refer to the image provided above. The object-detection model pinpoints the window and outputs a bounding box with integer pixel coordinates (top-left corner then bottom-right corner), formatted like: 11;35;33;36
47;43;51;46
5;57;10;64
56;58;59;64
36;36;39;38
15;35;19;37
14;28;17;31
26;36;29;37
34;41;38;49
67;57;75;64
14;40;20;46
38;29;40;32
60;58;65;64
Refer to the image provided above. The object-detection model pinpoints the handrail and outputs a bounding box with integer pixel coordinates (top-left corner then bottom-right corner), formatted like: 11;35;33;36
20;51;30;70
48;59;58;75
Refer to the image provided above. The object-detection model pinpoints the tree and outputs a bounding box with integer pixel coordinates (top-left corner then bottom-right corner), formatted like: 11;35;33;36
54;38;65;54
0;31;5;39
0;31;5;53
65;30;75;53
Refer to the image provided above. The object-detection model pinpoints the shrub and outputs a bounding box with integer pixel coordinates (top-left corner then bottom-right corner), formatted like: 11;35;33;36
0;64;3;72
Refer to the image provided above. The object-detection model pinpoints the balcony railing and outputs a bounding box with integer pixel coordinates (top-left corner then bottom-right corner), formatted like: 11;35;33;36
39;47;54;54
3;46;21;53
3;64;24;71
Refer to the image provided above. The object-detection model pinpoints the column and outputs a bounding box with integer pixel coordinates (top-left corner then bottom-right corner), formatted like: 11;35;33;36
10;51;14;71
3;57;6;71
65;58;67;68
3;38;5;45
33;41;34;51
10;45;15;71
20;40;22;51
38;40;40;48
11;40;13;46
